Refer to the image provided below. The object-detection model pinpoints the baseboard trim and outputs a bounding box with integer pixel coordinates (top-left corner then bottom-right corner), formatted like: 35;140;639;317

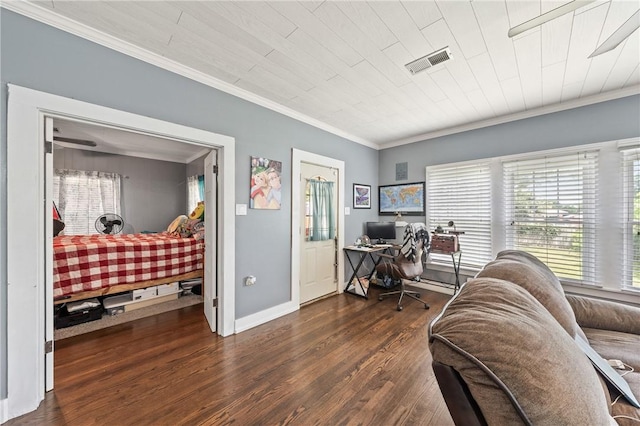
234;301;299;333
1;397;8;424
408;279;456;296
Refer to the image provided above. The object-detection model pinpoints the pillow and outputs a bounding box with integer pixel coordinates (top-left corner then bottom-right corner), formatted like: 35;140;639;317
476;250;578;336
167;215;188;234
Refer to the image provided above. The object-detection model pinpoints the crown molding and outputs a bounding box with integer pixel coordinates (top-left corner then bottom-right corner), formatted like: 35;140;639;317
1;1;377;149
380;86;640;150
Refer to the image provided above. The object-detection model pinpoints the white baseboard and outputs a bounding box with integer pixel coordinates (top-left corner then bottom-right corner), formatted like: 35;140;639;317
1;397;8;424
407;279;456;296
234;301;299;333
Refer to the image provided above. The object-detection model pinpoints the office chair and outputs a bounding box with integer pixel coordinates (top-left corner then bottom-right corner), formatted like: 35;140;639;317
375;224;430;311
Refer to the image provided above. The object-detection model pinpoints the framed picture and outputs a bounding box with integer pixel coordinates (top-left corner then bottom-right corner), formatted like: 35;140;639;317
250;156;282;210
353;184;371;209
378;181;425;216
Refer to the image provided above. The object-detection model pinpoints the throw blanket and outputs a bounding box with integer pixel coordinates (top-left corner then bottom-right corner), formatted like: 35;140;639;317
400;223;429;262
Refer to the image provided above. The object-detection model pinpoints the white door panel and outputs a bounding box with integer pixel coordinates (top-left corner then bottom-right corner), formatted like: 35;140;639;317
300;163;338;304
204;150;217;332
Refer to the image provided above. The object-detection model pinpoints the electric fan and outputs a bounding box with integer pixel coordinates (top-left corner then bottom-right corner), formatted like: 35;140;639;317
95;213;124;234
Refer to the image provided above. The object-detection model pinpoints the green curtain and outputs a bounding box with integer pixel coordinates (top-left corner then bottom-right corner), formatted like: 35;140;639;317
197;175;205;201
309;180;336;241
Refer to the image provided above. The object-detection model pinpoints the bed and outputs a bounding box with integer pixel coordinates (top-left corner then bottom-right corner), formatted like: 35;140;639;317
53;233;204;304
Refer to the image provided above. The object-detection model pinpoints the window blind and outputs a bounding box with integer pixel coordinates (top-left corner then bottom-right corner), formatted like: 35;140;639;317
426;161;492;268
504;151;598;284
621;147;640;290
53;169;122;235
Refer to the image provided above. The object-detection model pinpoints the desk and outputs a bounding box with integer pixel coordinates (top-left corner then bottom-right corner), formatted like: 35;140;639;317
430;250;462;293
343;245;394;298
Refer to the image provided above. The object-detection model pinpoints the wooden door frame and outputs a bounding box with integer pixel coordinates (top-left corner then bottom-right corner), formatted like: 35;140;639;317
5;84;236;420
291;149;345;306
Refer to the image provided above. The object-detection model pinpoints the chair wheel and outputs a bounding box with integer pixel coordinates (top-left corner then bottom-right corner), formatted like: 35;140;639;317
416;293;421;298
378;296;383;301
424;304;430;310
397;305;403;311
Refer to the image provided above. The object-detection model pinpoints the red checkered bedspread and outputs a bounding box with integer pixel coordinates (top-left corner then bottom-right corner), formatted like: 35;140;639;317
54;233;204;298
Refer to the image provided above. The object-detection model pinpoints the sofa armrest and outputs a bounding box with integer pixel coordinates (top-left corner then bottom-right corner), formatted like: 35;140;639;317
566;295;640;335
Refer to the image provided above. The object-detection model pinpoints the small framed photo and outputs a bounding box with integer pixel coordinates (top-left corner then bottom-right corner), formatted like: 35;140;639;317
353;184;371;209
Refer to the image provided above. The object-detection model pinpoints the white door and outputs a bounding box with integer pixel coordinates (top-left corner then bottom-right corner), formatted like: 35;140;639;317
300;163;338;304
203;150;217;332
44;117;54;391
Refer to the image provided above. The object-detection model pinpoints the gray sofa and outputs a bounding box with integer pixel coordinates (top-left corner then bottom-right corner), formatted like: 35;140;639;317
428;250;640;425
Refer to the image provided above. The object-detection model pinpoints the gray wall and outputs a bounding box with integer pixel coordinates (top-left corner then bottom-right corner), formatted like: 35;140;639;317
0;9;379;399
53;147;187;233
379;94;640;284
379;96;640;184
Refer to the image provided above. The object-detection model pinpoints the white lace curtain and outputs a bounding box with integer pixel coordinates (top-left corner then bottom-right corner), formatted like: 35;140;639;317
53;169;122;235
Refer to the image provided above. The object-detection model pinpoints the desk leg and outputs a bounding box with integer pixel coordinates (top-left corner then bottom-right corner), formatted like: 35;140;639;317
344;251;369;299
451;252;462;293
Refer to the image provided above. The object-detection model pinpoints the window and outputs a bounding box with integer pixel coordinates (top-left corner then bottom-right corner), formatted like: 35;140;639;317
52;169;122;235
304;179;336;241
426;161;492;268
187;175;204;213
622;147;640;290
504;152;598;284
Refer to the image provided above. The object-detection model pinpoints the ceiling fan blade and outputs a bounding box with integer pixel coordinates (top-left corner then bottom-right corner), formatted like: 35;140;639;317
508;0;596;38
589;10;640;58
53;136;97;147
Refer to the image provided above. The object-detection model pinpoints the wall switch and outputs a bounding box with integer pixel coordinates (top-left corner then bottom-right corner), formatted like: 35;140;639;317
245;275;256;286
236;204;247;215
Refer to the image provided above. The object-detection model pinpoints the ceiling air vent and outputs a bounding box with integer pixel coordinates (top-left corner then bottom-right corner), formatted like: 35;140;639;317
405;47;452;75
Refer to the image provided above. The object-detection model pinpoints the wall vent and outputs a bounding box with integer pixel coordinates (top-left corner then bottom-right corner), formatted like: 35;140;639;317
405;47;453;75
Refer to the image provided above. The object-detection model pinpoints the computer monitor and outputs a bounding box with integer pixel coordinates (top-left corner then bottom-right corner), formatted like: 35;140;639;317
365;222;396;244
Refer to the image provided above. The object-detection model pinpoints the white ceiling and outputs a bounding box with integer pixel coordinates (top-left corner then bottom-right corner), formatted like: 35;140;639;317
12;1;640;149
52;118;211;163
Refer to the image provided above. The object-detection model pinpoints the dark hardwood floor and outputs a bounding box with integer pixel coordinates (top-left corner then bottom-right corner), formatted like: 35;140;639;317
7;287;454;425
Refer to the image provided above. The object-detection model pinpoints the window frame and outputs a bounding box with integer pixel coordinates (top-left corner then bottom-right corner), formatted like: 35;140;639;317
424;138;640;301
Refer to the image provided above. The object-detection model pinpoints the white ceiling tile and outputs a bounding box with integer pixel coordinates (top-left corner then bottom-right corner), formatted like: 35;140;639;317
208;1;296;39
369;1;434;59
473;0;519;81
602;34;640;92
435;0;487;59
467;53;511;116
269;1;363;67
623;64;640;87
311;3;411;87
564;3;609;85
466;88;495;120
501;76;527;112
401;0;442;30
505;0;541;30
541;12;573;66
176;3;273;57
514;30;544;109
542;61;566;105
335;2;398;50
561;81;584;101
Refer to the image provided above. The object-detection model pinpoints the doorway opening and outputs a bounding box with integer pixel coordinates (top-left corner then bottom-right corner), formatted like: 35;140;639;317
6;84;236;419
49;116;215;342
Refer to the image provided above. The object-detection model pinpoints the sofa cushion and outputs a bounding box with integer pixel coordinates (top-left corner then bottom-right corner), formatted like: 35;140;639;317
429;277;612;425
582;328;640;423
476;250;578;336
567;295;640;335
